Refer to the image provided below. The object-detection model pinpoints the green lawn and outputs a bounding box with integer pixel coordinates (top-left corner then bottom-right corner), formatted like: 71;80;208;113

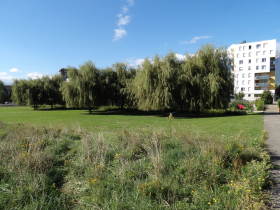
0;106;263;139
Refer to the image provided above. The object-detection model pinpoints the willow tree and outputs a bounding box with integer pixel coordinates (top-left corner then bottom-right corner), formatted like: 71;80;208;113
0;80;7;103
42;75;64;109
114;62;136;110
181;44;233;114
60;61;100;113
133;52;181;115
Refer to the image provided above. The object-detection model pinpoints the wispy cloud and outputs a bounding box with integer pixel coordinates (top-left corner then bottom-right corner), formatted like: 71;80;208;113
0;75;16;85
277;30;280;33
27;71;43;79
113;0;135;41
9;68;20;72
113;28;127;41
180;35;212;44
117;14;131;26
126;58;146;66
121;6;129;14
0;72;7;75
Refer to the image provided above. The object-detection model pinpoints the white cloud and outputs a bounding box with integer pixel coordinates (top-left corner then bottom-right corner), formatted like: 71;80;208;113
126;58;147;66
277;30;280;32
0;75;16;85
127;0;134;7
27;71;43;79
175;53;186;60
121;6;129;14
164;43;168;46
113;28;127;41
180;36;212;44
0;72;7;75
117;14;131;26
10;68;20;72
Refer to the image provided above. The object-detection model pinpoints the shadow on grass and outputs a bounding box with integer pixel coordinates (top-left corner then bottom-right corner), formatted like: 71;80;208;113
28;107;264;119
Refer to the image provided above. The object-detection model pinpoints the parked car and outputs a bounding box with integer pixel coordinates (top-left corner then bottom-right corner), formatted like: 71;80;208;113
5;101;12;104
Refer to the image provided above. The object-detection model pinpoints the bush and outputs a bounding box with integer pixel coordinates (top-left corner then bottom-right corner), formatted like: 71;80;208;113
256;100;264;111
261;90;273;104
228;102;239;110
235;92;245;100
277;99;280;108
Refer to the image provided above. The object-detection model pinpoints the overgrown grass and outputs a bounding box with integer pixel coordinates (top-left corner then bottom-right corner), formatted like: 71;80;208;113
0;119;271;209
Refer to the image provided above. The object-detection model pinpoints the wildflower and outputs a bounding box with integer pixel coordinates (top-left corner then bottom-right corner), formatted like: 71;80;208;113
208;202;211;205
228;191;230;194
259;187;262;190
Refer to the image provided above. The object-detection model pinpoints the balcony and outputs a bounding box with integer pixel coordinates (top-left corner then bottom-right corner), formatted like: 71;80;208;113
255;75;269;80
255;83;269;87
270;67;275;71
270;60;275;65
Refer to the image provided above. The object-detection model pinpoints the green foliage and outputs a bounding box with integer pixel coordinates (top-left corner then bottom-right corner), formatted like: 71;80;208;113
0;80;8;103
228;102;239;111
277;99;280;108
235;92;245;100
261;90;273;104
256;100;264;111
180;44;233;113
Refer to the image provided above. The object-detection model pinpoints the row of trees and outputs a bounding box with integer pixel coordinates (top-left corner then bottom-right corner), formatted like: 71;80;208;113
12;44;234;114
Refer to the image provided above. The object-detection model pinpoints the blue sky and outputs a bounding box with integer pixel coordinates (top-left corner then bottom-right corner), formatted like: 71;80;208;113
1;0;280;84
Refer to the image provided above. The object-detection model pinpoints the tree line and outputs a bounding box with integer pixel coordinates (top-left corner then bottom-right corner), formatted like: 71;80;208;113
11;44;233;114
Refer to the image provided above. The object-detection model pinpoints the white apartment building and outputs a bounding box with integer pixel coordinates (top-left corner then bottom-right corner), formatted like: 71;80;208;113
228;39;276;101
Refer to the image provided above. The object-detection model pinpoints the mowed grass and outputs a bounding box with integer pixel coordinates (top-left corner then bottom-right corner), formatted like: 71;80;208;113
0;106;263;139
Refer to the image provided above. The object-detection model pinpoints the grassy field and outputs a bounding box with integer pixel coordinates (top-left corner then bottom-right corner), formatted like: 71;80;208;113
0;106;270;209
0;106;263;139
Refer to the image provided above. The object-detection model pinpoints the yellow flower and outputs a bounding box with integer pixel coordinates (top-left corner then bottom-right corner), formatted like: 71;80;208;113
208;202;211;205
259;187;262;190
228;191;230;194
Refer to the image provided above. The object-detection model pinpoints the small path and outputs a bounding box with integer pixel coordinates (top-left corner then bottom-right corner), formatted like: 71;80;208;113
264;104;280;209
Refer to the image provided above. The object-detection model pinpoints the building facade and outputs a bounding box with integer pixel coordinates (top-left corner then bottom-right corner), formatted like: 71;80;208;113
228;39;276;101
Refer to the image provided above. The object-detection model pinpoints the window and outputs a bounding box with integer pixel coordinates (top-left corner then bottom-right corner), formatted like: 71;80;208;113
243;46;246;50
241;87;245;91
262;58;266;62
243;53;246;57
248;94;251;97
249;45;251;50
270;50;273;55
248;80;251;85
263;43;267;48
248;66;251;70
237;54;239;58
248;73;251;78
236;74;239;78
239;67;243;71
239;60;243;64
239;46;242;51
236;81;239;85
263;51;266;55
242;80;245;85
256;44;261;49
256;58;259;63
262;65;266;70
242;74;245;78
256;66;259;70
248;59;251;63
249;52;251;57
256;51;260;56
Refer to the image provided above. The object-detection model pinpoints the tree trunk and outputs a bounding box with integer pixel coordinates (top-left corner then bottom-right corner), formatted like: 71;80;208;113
89;106;92;114
197;104;200;117
162;108;165;117
33;103;36;110
51;104;53;110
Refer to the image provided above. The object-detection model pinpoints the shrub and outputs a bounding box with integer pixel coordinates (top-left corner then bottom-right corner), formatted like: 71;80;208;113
235;92;245;100
228;102;239;110
277;99;280;108
256;100;264;111
261;90;273;104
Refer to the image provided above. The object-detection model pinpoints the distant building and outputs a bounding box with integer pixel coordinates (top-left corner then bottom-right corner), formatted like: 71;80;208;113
228;39;277;101
59;68;68;80
4;85;12;98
